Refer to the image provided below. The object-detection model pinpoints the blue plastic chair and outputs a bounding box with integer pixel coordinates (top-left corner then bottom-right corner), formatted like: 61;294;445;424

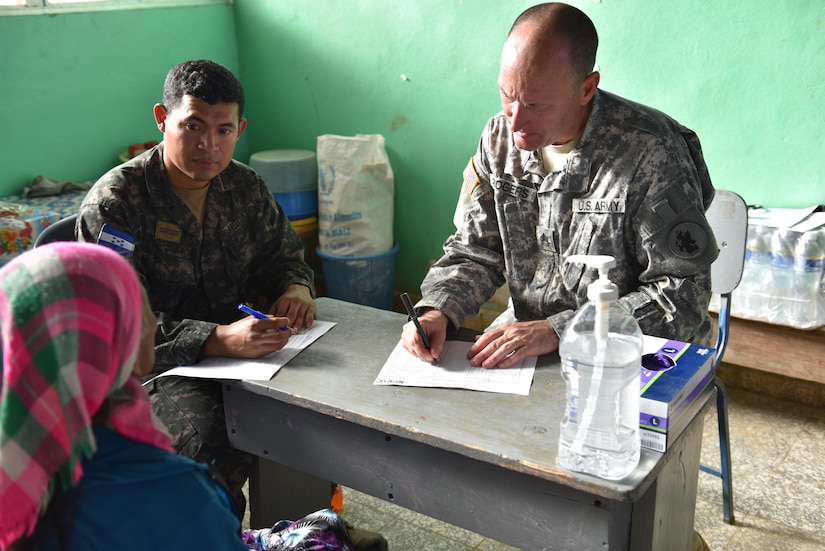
701;190;748;525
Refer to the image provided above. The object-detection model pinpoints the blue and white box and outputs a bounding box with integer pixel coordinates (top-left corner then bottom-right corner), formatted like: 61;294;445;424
639;336;715;452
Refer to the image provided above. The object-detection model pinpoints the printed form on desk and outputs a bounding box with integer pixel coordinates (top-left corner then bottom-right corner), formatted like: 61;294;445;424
374;340;537;395
151;320;336;382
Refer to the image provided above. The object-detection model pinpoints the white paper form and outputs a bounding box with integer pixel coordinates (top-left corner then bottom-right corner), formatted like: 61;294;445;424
152;320;336;382
374;340;537;395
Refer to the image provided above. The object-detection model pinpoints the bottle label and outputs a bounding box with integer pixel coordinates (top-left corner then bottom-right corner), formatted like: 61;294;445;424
794;257;825;272
745;249;770;263
771;254;793;269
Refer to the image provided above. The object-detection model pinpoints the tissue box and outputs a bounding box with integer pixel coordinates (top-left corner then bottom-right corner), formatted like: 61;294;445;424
639;336;715;452
0;204;62;266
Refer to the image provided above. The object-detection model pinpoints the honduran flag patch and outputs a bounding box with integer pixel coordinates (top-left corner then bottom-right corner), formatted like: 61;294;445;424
98;224;136;258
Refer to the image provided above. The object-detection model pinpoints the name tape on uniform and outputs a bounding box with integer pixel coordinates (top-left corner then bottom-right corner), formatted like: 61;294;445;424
573;198;626;213
155;221;183;243
494;179;537;202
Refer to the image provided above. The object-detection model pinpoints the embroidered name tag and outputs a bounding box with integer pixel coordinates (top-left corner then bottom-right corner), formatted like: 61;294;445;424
155;221;183;243
573;198;626;213
493;179;537;202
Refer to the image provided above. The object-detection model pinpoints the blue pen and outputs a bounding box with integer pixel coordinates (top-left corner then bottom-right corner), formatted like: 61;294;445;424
237;304;291;331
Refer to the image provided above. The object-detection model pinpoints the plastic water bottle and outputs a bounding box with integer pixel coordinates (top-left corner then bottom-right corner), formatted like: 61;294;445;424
790;230;824;328
558;255;643;480
767;229;796;325
737;225;771;320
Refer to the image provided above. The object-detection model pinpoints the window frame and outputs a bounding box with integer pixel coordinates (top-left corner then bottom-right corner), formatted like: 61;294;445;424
0;0;231;16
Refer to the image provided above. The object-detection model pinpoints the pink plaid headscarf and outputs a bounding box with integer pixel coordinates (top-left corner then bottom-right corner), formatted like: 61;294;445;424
0;242;172;549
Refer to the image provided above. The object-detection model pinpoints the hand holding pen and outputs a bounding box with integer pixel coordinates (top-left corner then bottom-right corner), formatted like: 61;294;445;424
400;292;444;366
204;304;293;359
238;304;292;330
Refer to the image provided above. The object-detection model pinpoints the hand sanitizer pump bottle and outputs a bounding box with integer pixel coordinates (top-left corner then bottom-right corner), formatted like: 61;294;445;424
558;255;643;480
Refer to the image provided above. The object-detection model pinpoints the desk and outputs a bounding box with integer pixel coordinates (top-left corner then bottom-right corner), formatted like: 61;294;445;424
224;298;711;551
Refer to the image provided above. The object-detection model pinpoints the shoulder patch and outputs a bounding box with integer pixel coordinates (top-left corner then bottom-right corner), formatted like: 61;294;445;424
462;158;480;197
98;224;135;258
668;222;709;259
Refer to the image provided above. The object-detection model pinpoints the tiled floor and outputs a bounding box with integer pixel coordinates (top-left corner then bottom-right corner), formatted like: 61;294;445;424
330;382;825;550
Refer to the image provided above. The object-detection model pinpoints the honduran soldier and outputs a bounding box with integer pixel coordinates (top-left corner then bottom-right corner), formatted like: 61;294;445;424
78;59;316;521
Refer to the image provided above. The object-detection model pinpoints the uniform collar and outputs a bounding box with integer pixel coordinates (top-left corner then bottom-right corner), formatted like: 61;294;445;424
508;90;603;194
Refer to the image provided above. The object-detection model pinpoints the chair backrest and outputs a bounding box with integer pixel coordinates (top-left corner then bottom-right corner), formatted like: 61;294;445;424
705;190;748;365
33;213;78;247
706;191;748;295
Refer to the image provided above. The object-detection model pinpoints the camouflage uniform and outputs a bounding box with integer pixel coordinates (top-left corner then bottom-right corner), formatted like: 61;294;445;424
420;89;718;345
78;143;315;514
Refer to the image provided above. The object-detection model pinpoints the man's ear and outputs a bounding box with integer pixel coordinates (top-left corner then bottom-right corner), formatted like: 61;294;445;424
580;71;600;106
153;103;168;132
237;117;247;139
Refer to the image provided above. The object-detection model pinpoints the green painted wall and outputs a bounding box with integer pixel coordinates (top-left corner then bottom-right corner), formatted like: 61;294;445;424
3;1;823;295
0;4;243;196
235;0;825;292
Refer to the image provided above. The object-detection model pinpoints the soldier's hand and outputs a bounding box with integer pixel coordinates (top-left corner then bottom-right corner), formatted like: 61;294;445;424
270;284;315;331
205;315;293;359
467;319;559;369
401;309;448;365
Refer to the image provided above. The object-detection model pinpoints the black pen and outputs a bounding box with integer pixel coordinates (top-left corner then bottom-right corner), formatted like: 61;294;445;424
400;292;435;361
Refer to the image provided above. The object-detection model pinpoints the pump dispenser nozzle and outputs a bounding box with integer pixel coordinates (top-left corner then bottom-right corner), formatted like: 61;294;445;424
566;254;618;302
566;254;618;354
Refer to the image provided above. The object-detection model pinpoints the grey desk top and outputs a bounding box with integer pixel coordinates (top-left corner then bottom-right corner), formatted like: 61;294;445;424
231;297;699;503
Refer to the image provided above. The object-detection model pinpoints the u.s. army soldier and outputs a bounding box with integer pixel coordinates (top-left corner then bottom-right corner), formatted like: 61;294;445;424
403;3;717;369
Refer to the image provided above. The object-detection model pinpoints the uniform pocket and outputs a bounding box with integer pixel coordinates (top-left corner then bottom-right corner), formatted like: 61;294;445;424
499;199;539;281
560;214;597;295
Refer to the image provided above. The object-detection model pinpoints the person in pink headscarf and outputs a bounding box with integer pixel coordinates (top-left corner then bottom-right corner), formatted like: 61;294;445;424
0;242;247;551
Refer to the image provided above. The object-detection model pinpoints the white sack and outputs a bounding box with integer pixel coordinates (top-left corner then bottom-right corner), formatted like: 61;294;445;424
317;134;394;257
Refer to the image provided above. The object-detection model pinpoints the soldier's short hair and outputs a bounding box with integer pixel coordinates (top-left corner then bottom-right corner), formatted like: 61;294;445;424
162;59;246;118
509;3;598;83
